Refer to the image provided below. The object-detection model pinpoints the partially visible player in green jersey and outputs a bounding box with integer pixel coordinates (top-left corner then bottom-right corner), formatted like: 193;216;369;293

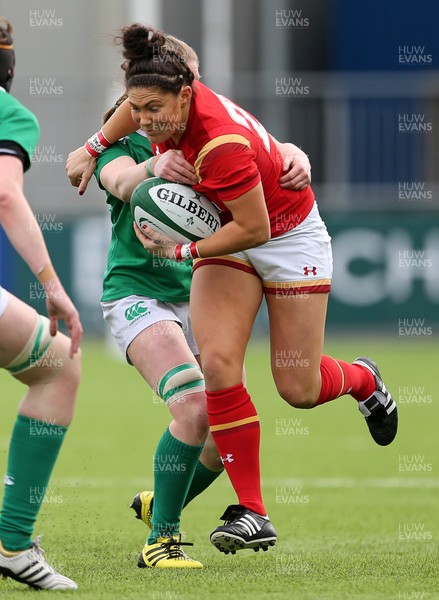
94;37;224;570
99;134;193;304
97;132;223;570
0;90;39;170
0;19;82;590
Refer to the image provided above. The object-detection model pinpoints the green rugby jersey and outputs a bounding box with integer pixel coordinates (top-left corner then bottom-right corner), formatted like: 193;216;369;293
0;88;40;170
95;132;192;303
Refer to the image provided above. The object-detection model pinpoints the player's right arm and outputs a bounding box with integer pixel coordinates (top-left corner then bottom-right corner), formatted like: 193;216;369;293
99;151;198;204
67;98;197;194
66;100;137;194
0;154;82;356
99;154;142;202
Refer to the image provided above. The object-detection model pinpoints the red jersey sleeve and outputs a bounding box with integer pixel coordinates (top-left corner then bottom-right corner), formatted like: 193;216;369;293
196;138;261;202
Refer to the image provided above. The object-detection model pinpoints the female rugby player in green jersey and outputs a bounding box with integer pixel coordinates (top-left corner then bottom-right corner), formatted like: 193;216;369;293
95;38;215;570
0;19;82;590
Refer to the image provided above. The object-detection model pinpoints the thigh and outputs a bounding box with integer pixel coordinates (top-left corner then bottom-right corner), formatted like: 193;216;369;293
169;301;199;356
190;264;263;389
266;291;328;395
0;291;39;365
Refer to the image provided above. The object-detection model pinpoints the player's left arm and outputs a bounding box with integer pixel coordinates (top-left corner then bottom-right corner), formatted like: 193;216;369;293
271;135;311;190
198;181;271;254
179;143;271;254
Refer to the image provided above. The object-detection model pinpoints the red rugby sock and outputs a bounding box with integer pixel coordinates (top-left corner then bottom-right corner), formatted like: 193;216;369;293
316;355;375;405
207;383;265;515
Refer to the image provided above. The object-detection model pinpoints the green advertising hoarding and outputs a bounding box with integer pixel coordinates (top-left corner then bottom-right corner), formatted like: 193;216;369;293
1;213;438;336
325;212;438;333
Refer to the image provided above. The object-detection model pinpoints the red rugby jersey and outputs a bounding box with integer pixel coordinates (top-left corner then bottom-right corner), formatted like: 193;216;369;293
154;81;314;238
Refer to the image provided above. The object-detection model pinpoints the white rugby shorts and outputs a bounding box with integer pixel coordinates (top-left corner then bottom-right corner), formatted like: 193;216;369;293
193;202;333;296
101;294;198;362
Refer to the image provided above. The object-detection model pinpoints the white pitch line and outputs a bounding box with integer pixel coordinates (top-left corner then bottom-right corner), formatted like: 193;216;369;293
50;476;439;489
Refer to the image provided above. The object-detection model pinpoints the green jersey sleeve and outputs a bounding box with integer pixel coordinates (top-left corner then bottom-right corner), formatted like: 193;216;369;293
95;132;192;304
0;90;40;171
95;138;133;188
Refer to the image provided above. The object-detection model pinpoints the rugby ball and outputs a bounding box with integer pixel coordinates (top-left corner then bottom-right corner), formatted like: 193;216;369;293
131;177;220;243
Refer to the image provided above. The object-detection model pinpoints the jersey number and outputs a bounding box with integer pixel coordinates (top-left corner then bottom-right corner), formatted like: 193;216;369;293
217;94;271;152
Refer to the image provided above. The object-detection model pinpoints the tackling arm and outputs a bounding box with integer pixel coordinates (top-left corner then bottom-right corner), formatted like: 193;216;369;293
99;155;146;203
66;97;197;193
271;135;311;190
66;99;138;194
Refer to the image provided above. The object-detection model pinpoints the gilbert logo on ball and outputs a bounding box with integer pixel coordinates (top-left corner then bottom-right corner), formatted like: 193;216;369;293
131;177;220;244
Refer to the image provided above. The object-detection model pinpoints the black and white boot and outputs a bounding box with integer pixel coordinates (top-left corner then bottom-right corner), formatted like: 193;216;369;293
0;536;77;590
354;356;398;446
210;505;277;555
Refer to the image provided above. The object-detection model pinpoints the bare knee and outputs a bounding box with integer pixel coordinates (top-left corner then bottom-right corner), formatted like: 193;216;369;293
16;339;81;426
57;347;82;395
201;350;242;390
170;392;210;445
49;349;81;425
184;410;210;442
276;380;320;409
20;336;81;392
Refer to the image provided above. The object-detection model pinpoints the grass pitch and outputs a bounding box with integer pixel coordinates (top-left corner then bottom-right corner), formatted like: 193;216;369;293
1;337;438;599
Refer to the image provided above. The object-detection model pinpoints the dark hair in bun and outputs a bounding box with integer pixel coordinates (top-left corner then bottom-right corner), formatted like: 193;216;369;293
119;23;194;94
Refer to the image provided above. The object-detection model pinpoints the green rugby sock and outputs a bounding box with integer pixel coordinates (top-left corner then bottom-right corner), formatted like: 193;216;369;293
148;428;203;545
0;414;67;551
183;460;223;507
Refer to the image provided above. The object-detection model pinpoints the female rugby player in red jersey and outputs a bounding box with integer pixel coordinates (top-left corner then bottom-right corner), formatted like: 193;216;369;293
94;24;398;556
65;28;313;560
124;23;397;555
